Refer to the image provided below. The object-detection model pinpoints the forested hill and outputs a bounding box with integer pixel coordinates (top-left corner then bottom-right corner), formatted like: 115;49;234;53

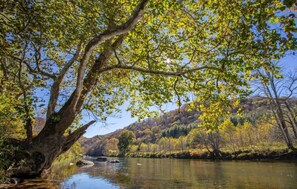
81;103;200;155
81;97;297;156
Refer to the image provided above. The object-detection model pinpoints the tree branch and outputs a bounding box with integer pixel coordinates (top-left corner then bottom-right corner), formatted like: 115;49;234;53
12;55;56;79
46;44;82;119
70;0;149;112
49;36;124;135
62;120;96;153
100;64;221;77
17;42;33;143
174;77;182;112
76;36;125;111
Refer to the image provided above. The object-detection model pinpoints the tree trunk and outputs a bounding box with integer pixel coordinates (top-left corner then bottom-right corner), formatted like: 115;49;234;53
5;120;95;179
208;131;221;156
25;117;33;144
285;101;297;140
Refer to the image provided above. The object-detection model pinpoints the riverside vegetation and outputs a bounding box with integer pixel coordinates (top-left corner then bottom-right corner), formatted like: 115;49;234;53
83;97;297;160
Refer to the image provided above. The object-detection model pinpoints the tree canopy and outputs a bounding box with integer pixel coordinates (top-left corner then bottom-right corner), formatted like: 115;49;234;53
1;0;295;126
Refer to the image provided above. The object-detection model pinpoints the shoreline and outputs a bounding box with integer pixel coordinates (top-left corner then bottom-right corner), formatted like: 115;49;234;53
126;149;297;161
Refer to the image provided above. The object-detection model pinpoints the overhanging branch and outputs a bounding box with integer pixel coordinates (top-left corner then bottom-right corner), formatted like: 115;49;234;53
70;0;149;112
100;64;221;77
75;36;125;111
62;120;96;153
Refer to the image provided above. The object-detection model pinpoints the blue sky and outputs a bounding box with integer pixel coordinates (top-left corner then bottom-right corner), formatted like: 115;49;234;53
83;102;177;138
83;53;296;138
281;53;297;71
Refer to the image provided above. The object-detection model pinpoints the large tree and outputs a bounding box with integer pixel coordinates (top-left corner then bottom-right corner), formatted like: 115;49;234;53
0;0;295;179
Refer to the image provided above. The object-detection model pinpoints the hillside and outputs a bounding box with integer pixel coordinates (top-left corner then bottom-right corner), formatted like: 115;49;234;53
81;97;297;156
81;105;200;156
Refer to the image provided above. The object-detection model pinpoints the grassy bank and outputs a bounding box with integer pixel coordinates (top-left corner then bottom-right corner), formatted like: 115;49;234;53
127;148;297;160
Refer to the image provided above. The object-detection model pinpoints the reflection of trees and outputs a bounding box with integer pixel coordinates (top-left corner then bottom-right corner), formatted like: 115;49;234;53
84;159;297;189
46;163;78;181
79;159;195;188
189;160;225;188
1;163;78;188
44;159;297;189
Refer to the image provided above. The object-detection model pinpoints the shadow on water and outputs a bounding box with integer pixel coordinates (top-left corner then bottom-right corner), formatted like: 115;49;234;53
0;162;77;189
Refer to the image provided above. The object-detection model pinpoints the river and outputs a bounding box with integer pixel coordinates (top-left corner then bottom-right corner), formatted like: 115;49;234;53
10;158;297;189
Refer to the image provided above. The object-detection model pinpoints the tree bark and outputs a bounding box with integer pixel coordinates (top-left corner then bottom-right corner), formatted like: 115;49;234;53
5;120;95;178
25;117;33;144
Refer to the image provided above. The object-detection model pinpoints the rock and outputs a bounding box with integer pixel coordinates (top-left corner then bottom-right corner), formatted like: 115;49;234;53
108;159;120;163
76;159;94;167
96;157;107;162
11;177;24;184
4;177;24;185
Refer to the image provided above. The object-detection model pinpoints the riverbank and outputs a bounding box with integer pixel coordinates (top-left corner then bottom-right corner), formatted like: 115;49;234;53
0;179;60;189
127;148;297;160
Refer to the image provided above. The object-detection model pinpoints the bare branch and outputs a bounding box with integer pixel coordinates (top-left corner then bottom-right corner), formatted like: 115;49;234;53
284;72;297;98
12;55;56;79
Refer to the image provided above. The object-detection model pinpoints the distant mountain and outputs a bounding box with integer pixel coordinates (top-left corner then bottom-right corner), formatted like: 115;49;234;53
79;135;105;155
80;96;297;156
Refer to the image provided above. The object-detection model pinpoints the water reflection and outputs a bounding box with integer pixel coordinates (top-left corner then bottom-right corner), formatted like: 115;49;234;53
61;173;118;189
47;163;78;181
59;159;297;189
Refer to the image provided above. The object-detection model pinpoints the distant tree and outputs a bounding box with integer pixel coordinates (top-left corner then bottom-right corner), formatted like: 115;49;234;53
187;128;201;149
177;136;187;151
103;138;119;156
256;69;297;149
158;137;168;152
150;126;160;143
118;130;135;155
219;119;237;152
139;143;147;152
143;128;153;143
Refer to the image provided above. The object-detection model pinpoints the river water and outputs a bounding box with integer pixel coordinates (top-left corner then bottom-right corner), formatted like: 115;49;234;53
13;158;297;189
